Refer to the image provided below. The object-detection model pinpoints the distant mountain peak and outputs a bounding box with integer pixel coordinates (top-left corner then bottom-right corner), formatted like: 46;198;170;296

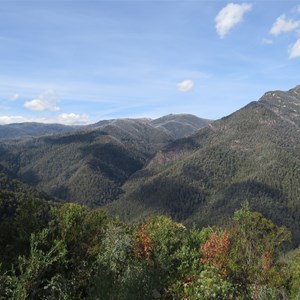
150;114;211;139
258;85;300;127
289;85;300;96
291;84;300;90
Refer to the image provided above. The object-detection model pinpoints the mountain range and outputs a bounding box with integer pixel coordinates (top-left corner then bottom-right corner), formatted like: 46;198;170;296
0;114;209;207
1;86;300;245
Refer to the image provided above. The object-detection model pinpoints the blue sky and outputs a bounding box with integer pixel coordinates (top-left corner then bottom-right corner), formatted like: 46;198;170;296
1;0;300;124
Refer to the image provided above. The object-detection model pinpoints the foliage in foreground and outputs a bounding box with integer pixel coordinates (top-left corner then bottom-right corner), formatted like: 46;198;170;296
0;197;299;299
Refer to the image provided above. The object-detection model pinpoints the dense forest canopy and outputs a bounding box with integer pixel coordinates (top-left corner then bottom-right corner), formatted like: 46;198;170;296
0;176;299;299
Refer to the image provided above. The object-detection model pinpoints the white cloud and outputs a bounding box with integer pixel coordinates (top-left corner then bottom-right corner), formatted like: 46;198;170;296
177;80;194;92
0;115;28;124
58;113;89;125
215;3;252;38
289;38;300;59
10;93;20;101
270;15;300;35
261;38;273;45
24;99;60;112
24;90;60;111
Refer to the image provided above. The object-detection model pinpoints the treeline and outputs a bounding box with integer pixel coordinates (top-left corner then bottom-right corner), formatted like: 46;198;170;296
0;190;299;299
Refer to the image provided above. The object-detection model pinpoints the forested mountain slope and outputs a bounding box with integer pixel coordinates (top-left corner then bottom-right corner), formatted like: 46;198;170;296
0;122;167;207
109;86;300;245
0;114;208;207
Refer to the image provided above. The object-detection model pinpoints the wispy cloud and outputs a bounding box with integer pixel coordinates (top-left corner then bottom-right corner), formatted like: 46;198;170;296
24;90;60;112
270;15;300;35
289;38;300;59
261;38;273;45
177;80;194;92
10;93;20;101
215;3;252;38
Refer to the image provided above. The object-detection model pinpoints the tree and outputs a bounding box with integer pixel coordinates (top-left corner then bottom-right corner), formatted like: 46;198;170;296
228;202;291;296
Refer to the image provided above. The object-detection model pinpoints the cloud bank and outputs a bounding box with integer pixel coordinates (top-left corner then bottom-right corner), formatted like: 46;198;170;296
0;116;28;124
0;113;89;125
